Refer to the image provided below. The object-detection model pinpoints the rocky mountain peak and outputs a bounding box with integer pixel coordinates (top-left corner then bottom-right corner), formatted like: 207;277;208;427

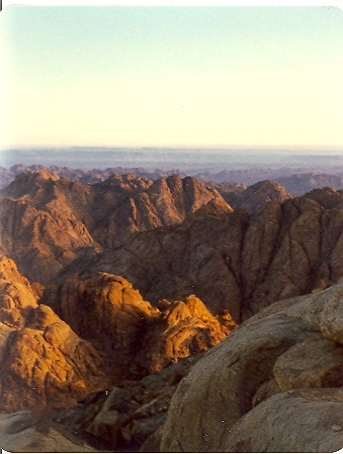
96;172;153;192
247;179;292;198
0;171;227;283
135;293;236;374
186;197;234;222
5;170;60;196
166;173;183;186
219;179;293;214
306;187;343;210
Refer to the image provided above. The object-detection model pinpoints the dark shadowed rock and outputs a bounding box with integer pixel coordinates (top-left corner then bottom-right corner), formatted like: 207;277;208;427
50;353;205;452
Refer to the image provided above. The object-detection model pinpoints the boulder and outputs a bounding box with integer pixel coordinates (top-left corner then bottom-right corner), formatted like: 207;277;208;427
273;337;343;391
158;283;343;452
223;389;343;453
251;378;280;407
50;354;205;452
0;411;97;452
102;387;132;413
86;409;122;444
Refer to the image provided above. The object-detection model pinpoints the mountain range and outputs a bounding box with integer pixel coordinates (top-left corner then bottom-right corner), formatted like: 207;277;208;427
1;166;343;452
2;163;343;193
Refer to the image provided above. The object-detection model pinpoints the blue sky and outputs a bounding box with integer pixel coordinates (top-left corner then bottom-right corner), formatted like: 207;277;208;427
0;6;343;149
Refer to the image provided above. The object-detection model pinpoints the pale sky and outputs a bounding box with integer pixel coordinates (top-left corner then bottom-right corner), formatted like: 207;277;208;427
0;5;343;149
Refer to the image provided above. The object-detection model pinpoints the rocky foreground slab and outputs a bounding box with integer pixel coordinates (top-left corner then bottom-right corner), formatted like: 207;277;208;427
157;283;343;452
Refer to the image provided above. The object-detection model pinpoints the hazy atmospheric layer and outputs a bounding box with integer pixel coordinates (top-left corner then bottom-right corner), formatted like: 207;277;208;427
1;148;343;173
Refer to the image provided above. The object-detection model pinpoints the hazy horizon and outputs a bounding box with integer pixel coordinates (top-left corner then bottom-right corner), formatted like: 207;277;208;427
3;145;343;152
1;6;343;153
1;146;343;172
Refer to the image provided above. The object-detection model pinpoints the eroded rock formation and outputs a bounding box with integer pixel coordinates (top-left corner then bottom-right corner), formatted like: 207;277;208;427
0;258;233;415
2;169;343;453
0;256;108;414
43;272;236;377
22;282;343;453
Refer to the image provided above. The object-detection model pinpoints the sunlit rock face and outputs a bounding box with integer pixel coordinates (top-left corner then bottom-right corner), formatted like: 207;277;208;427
42;272;236;377
0;257;234;415
0;256;108;414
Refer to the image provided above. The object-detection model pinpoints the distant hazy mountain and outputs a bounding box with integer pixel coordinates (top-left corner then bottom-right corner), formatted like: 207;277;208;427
195;167;298;184
195;167;343;186
1;147;342;174
275;173;343;195
0;164;183;189
2;163;343;193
